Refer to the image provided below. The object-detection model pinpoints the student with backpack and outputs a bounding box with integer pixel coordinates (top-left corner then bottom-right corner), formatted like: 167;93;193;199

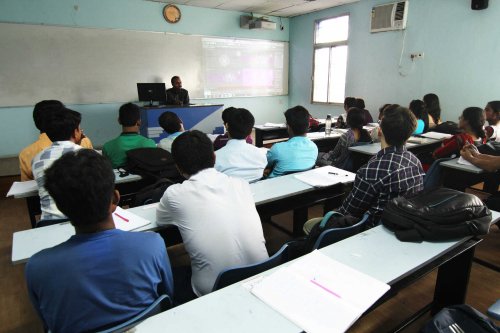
317;107;372;170
304;105;425;234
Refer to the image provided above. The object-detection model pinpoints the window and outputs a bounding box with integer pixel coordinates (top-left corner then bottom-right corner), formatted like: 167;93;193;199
312;15;349;104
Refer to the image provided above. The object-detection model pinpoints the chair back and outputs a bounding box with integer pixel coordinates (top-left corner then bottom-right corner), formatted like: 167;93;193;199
95;294;171;333
423;157;454;189
342;140;372;171
312;213;371;250
212;243;291;291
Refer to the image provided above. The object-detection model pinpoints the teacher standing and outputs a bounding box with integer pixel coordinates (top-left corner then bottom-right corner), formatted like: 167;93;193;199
166;76;190;106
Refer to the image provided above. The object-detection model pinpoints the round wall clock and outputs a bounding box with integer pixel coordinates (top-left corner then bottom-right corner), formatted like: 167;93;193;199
163;4;181;24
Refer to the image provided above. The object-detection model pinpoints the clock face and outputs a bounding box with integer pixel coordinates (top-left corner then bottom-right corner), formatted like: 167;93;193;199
163;4;181;24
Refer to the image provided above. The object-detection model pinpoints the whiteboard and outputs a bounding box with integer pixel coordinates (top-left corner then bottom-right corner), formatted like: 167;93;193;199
0;22;288;107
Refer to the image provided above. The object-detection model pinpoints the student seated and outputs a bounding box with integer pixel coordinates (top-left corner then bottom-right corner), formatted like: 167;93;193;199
423;93;442;128
103;103;156;168
25;149;173;333
409;99;429;134
265;105;318;178
156;130;268;297
213;107;252;150
355;98;373;125
32;108;86;222
215;108;267;182
19;100;93;181
317;107;372;170
432;107;486;159
304;106;425;232
157;111;185;152
484;101;500;142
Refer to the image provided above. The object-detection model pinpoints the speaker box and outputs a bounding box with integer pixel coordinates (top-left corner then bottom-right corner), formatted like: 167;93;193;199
471;0;488;10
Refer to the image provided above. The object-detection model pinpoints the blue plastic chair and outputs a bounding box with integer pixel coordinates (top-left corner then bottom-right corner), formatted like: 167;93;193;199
95;294;172;333
212;243;292;291
423;157;454;189
312;213;371;250
487;299;500;321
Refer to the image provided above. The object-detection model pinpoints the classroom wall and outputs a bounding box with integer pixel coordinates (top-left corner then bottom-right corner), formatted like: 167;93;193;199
0;0;290;159
289;0;500;121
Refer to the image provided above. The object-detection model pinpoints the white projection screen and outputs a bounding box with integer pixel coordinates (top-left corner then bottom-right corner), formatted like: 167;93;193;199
0;23;289;107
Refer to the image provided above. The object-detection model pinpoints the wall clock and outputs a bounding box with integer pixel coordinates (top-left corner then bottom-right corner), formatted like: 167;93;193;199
163;4;181;24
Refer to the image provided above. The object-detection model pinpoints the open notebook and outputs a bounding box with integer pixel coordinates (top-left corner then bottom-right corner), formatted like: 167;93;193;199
250;251;390;333
294;166;356;187
112;206;151;231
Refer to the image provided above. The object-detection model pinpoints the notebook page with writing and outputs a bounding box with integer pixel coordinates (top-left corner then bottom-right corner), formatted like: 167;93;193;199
112;206;151;231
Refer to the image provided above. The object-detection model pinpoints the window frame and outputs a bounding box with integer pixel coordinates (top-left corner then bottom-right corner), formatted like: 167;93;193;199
311;13;350;105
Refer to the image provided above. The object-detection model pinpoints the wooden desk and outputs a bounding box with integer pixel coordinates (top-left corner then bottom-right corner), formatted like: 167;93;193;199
133;225;483;333
11;167;349;264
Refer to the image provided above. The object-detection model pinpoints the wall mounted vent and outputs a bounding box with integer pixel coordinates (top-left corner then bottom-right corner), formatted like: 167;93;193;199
371;1;408;33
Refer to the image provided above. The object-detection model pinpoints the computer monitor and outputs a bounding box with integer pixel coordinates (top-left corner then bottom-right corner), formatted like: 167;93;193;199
137;83;167;106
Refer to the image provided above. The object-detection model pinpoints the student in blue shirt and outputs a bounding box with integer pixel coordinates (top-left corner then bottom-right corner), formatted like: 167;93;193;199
409;99;429;134
265;105;318;178
25;149;173;333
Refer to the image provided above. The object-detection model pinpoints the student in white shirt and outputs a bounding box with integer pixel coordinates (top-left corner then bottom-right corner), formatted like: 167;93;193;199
485;101;500;142
156;130;269;298
215;108;267;182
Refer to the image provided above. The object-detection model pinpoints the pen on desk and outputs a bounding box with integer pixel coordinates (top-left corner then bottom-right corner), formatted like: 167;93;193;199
310;279;342;299
328;172;348;176
114;212;129;222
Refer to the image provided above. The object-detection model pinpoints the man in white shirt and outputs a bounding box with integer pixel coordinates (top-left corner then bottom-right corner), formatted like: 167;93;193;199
215;108;267;182
32;107;83;223
156;130;269;298
485;101;500;142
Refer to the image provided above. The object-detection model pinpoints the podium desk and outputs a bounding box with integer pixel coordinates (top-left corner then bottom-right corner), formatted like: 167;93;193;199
140;104;224;143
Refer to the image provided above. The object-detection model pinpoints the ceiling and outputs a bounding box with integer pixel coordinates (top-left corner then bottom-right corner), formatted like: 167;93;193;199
149;0;359;18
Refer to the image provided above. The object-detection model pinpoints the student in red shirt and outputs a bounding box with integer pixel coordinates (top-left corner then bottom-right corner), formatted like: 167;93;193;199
432;107;486;159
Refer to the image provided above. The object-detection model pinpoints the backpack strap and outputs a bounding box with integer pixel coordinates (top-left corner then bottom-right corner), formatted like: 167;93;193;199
319;211;344;228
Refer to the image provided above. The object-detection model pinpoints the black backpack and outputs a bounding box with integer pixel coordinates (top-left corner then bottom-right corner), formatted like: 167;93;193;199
382;187;491;242
131;178;174;208
433;121;461;135
125;147;183;182
421;304;499;333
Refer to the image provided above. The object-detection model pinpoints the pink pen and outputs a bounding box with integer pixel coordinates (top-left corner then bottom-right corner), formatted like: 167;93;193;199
114;212;129;222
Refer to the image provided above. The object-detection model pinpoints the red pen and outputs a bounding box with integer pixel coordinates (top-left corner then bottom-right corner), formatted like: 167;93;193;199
114;212;129;222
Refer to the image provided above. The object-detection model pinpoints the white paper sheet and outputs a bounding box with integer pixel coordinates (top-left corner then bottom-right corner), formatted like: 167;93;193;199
112;206;151;231
420;131;452;140
250;251;390;333
263;122;286;128
7;180;37;197
294;166;355;187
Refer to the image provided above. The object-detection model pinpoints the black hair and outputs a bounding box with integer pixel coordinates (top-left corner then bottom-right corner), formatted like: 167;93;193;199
344;97;356;110
33;100;64;132
158;111;182;134
346;108;366;130
355;98;365;109
423;93;441;125
45;149;115;227
227;108;255;139
409;99;429;132
462;107;486;139
221;107;236;123
171;76;180;85
378;103;391;121
171;130;214;175
118;103;140;127
284;105;310;135
380;106;416;146
487;101;500;114
44;108;81;142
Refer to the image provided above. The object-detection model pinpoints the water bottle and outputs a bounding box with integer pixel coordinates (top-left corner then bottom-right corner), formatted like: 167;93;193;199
325;114;332;136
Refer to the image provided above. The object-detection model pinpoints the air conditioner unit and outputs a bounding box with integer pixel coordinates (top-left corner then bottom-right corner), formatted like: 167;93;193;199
370;1;408;33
